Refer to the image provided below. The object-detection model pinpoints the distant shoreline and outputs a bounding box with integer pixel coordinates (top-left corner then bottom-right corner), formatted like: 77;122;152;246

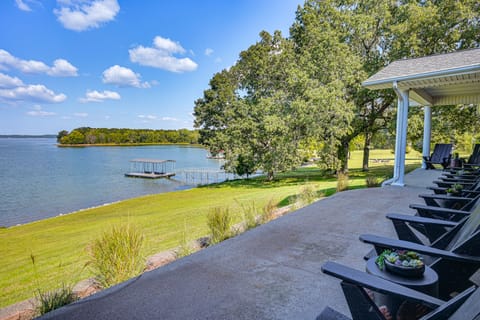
57;142;204;147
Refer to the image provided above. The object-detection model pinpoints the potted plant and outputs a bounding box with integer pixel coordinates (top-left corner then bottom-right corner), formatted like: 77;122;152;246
376;249;425;278
446;183;463;196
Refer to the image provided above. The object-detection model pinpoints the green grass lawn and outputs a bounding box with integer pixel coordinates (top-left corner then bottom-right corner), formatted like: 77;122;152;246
0;149;421;308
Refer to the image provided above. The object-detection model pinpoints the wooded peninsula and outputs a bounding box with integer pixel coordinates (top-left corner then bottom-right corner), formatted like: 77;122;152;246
57;127;199;145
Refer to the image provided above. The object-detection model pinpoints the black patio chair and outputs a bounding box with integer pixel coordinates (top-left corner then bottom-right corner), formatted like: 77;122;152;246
418;193;479;209
384;192;480;241
413;193;480;217
423;143;452;170
463;144;480;170
432;178;477;189
429;180;480;195
360;226;480;299
317;261;477;320
362;203;479;261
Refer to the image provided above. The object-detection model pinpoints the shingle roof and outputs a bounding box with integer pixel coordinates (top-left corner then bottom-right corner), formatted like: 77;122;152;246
363;48;480;87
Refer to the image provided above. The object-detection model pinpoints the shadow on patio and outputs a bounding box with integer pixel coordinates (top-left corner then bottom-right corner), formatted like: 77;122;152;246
40;169;444;320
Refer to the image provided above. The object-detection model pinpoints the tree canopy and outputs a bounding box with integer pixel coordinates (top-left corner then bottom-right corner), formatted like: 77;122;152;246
194;0;480;178
58;128;199;145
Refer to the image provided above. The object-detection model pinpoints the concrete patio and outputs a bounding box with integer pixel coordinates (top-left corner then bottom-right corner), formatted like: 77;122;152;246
40;168;443;320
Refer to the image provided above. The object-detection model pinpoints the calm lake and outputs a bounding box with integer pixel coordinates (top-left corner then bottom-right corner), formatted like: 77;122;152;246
0;138;224;227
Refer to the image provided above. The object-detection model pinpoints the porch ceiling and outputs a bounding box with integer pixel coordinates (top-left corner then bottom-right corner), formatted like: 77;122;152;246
363;48;480;106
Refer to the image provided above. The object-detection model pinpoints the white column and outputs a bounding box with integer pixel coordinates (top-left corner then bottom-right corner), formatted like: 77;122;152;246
422;105;432;169
392;83;410;187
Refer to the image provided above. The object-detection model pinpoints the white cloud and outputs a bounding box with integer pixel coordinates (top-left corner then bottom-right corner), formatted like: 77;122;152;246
205;48;214;56
26;105;56;117
138;114;157;120
161;117;179;121
74;112;88;117
54;0;120;31
0;84;66;103
0;73;24;88
48;59;78;76
137;115;180;122
102;65;149;88
129;36;198;73
80;89;120;103
0;49;78;77
15;0;32;11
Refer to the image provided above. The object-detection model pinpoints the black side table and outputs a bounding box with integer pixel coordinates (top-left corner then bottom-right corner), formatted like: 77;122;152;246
366;257;439;316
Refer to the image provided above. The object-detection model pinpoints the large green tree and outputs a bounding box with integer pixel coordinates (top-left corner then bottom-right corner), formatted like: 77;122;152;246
195;30;356;179
195;0;479;177
291;0;479;171
195;31;306;180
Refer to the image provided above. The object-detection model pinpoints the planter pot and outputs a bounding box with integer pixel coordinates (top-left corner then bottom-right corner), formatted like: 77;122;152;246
385;259;425;278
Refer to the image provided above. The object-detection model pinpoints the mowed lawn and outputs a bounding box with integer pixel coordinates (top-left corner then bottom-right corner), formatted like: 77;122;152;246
0;149;422;308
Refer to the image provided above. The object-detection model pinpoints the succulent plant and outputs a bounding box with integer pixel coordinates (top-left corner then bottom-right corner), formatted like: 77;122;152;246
376;249;424;269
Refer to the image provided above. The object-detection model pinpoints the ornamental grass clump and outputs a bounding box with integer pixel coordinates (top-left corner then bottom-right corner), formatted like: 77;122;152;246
366;176;382;188
86;223;145;288
260;198;277;223
240;202;260;231
206;207;233;245
30;254;77;316
36;284;77;316
298;184;318;205
175;221;195;259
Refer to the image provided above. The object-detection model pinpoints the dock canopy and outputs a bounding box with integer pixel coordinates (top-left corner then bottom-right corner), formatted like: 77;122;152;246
125;159;176;179
363;48;480;186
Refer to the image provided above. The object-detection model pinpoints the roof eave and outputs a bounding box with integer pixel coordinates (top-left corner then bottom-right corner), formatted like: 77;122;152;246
362;64;480;89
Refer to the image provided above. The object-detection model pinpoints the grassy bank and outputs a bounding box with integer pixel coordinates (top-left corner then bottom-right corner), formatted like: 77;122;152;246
0;150;421;308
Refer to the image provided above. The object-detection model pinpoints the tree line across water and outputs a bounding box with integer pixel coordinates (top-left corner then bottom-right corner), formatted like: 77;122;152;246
57;127;199;145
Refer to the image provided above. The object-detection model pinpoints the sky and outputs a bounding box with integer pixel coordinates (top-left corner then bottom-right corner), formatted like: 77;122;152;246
0;0;304;135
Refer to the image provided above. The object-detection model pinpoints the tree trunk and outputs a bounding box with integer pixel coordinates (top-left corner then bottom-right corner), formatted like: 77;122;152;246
362;133;372;171
338;139;350;173
266;171;274;181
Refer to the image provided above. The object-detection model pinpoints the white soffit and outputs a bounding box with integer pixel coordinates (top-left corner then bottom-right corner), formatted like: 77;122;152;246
363;49;480;106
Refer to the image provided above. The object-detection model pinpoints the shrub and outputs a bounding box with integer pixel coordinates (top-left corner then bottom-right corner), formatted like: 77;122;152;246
336;172;349;192
86;223;145;288
36;284;77;316
206;207;233;244
366;176;381;188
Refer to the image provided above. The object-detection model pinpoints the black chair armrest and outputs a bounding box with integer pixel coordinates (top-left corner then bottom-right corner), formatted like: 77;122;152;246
433;180;475;187
409;204;470;217
427;186;480;196
419;193;472;202
359;234;480;263
386;213;459;227
321;261;444;308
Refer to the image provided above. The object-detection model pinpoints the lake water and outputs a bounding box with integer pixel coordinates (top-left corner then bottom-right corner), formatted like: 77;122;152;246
0;138;224;227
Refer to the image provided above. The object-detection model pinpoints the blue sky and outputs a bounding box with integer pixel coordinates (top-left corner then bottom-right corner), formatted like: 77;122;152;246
0;0;303;135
